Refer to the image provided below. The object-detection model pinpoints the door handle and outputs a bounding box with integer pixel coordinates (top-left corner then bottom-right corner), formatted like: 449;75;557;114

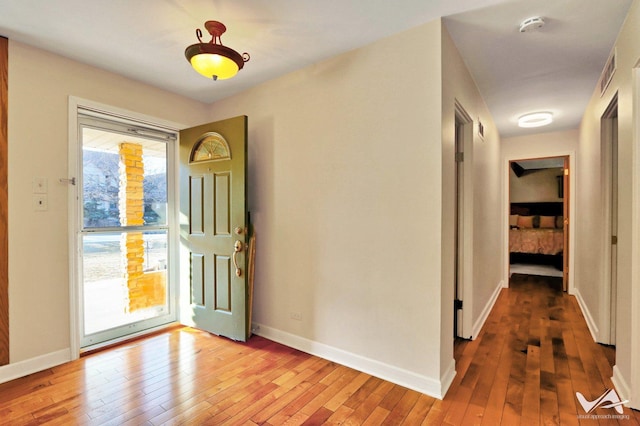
233;240;243;277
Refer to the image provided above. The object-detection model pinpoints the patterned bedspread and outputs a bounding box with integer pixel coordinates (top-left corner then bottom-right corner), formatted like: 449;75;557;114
509;228;563;255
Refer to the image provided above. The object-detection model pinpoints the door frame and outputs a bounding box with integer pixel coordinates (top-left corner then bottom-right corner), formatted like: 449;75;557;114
626;64;640;409
0;36;8;366
454;101;473;339
601;94;618;346
502;151;576;295
67;97;183;357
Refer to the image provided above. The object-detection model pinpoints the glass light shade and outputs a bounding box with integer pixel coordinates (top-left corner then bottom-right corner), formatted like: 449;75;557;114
190;53;239;80
518;112;553;128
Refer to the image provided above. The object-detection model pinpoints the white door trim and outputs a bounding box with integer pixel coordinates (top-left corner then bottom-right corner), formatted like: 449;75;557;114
628;65;640;409
600;96;618;346
454;101;474;339
67;96;184;357
502;151;576;295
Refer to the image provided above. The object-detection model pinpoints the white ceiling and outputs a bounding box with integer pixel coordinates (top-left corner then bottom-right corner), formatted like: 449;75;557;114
444;0;632;137
0;0;632;137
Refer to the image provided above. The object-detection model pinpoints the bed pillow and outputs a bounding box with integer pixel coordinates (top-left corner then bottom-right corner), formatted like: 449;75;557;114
539;215;556;228
509;214;519;227
517;215;534;228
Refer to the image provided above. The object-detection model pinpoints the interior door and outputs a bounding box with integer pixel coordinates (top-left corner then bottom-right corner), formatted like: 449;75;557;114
562;157;570;291
454;118;464;338
179;116;248;341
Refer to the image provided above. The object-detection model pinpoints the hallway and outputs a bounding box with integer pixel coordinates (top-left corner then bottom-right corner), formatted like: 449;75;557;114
445;273;638;424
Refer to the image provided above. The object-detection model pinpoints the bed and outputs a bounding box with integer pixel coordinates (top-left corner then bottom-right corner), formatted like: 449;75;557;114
509;202;564;268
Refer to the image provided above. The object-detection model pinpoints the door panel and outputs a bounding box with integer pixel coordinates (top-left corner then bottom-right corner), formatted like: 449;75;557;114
215;255;232;311
189;176;204;234
191;253;205;306
180;116;248;341
214;173;231;235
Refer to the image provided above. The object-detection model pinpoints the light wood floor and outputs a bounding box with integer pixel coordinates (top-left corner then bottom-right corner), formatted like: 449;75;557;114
1;273;638;425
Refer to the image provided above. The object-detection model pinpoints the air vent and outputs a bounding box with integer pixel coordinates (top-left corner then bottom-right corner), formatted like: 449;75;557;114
600;48;617;96
478;119;485;140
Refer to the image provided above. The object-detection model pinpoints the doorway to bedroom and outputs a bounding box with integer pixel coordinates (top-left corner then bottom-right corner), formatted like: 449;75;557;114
508;156;569;291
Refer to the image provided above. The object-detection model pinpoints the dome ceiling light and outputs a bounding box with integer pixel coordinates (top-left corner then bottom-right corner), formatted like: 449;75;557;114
185;20;250;81
518;112;553;128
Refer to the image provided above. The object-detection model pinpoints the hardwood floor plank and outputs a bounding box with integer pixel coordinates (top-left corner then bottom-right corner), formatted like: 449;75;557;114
404;393;437;424
249;382;313;424
381;388;420;425
265;382;328;425
301;406;333;425
324;404;354;424
342;375;383;409
297;368;360;416
378;384;406;411
323;371;370;411
362;406;391;425
1;274;636;425
342;380;393;424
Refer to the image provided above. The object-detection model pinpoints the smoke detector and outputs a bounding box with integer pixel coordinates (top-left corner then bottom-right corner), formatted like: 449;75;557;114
519;17;545;33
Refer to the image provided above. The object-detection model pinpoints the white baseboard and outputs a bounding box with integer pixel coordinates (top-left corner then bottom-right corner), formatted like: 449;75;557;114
573;288;599;341
612;365;633;408
440;358;457;397
0;349;71;385
471;280;504;339
253;324;451;399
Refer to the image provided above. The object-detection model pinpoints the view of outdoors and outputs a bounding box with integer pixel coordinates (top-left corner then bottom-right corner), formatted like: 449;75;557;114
83;149;167;228
81;127;170;341
82;232;168;334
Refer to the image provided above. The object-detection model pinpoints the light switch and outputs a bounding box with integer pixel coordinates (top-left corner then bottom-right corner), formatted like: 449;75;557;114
33;177;48;194
33;195;48;211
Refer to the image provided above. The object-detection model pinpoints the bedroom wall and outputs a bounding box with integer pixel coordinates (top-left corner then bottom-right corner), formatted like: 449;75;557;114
578;0;640;408
441;26;502;340
509;167;564;203
5;41;209;368
203;20;451;396
501;129;578;160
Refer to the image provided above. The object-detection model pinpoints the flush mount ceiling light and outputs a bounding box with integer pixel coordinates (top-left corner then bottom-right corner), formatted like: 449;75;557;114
519;16;545;33
185;20;250;81
518;112;553;128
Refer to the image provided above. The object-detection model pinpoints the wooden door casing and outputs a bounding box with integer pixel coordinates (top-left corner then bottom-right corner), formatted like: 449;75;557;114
0;36;9;366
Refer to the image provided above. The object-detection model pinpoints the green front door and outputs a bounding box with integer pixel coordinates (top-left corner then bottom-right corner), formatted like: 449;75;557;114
179;116;249;341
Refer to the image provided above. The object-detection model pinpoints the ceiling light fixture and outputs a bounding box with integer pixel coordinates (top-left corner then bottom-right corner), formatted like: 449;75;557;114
518;112;553;128
185;20;250;81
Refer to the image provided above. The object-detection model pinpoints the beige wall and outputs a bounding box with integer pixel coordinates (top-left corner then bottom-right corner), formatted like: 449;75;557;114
509;167;564;203
441;26;503;344
203;21;451;395
501;129;579;160
578;0;640;408
6;41;209;364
